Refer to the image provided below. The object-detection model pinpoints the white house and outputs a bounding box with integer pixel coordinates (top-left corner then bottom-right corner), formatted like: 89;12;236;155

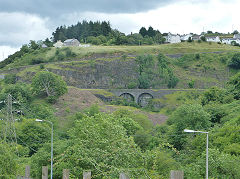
165;33;181;43
192;35;201;41
221;38;240;45
63;39;80;46
205;36;221;43
53;40;63;48
180;34;192;41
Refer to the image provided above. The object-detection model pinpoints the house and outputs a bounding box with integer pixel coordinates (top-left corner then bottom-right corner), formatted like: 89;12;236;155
192;35;201;41
63;39;80;46
180;34;192;41
233;34;240;39
205;36;221;43
53;40;63;48
42;44;48;48
165;33;181;43
221;38;240;45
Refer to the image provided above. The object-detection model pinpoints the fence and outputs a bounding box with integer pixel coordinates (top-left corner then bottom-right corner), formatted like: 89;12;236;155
17;166;184;179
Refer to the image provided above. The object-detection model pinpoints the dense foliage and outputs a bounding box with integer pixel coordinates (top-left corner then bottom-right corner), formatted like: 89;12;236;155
1;54;240;178
32;71;67;102
135;53;178;89
52;20;166;46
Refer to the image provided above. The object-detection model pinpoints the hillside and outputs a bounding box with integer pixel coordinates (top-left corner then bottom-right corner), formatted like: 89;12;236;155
1;42;240;70
1;42;240;89
1;42;240;178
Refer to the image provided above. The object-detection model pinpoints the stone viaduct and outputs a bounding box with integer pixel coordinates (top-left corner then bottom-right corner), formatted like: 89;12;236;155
109;89;204;107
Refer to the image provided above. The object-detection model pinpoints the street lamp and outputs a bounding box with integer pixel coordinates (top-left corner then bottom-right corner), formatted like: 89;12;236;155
36;119;53;179
184;129;209;179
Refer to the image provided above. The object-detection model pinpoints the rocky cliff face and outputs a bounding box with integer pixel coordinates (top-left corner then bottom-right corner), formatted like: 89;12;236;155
48;58;140;89
2;55;229;89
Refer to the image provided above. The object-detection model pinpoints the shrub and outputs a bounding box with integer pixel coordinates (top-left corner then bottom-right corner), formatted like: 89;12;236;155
200;36;206;41
4;74;17;84
195;53;200;60
228;53;240;69
57;53;65;61
127;81;138;89
39;64;45;69
187;37;193;42
188;80;195;88
30;58;44;65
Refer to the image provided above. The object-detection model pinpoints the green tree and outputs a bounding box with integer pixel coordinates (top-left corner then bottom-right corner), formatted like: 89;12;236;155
145;147;180;178
168;104;211;149
147;26;156;37
31;71;67;102
0;142;17;177
200;86;227;105
228;53;240;69
2;83;32;104
139;27;148;37
200;36;206;42
29;40;40;50
227;72;240;99
16;119;51;155
4;74;17;84
53;113;144;178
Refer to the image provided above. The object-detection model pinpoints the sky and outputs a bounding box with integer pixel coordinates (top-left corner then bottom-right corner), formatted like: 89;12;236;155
0;0;240;61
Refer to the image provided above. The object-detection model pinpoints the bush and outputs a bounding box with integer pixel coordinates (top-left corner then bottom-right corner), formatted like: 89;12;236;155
220;57;228;64
200;36;206;42
167;75;179;88
227;72;240;99
57;53;65;61
30;58;44;65
39;64;45;69
228;53;240;69
127;81;138;89
4;74;17;84
195;53;200;60
188;80;195;88
187;37;193;42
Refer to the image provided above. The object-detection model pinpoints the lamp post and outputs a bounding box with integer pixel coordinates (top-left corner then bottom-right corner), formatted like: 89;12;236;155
36;119;53;179
184;129;208;179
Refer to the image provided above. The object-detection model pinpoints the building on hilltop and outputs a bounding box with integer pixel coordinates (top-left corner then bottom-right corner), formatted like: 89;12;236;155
205;36;221;43
53;40;63;48
180;34;193;41
192;35;201;41
63;39;80;47
164;33;181;43
221;38;240;45
41;44;48;48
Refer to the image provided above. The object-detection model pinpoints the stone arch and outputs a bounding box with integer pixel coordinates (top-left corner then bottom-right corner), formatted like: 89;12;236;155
138;93;153;107
119;93;135;102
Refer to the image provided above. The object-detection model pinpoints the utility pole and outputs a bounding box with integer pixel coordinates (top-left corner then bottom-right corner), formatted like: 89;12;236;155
2;94;17;146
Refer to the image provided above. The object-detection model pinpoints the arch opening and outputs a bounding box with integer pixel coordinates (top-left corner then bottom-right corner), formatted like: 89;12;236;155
138;93;153;107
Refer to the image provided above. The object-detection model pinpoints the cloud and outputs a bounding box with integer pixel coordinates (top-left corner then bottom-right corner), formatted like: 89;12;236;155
0;12;51;46
58;0;240;35
0;46;19;61
0;0;178;16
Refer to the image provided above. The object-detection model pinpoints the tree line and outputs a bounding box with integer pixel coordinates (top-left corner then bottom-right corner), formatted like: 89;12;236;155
52;20;166;45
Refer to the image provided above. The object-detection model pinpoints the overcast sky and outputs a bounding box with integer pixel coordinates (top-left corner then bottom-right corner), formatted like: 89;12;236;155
0;0;240;61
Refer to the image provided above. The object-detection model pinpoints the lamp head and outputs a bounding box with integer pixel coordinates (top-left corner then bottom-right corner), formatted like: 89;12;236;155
184;129;196;133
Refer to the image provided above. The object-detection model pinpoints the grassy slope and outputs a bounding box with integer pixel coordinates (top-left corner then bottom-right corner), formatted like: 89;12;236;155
2;42;240;70
2;42;240;89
